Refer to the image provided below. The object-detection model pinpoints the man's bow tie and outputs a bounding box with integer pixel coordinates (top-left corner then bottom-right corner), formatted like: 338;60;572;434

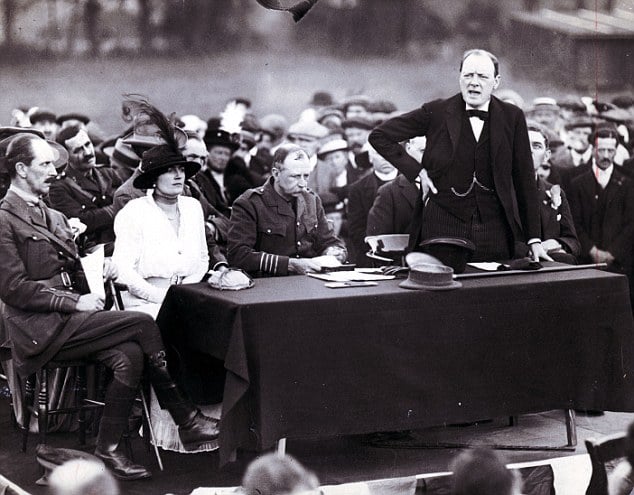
466;109;489;121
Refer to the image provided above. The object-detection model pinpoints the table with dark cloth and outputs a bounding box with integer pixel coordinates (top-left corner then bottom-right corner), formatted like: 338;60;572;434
156;266;634;464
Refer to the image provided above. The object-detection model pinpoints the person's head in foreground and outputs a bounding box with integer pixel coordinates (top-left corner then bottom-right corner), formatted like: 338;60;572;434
451;448;521;495
242;453;319;495
48;459;119;495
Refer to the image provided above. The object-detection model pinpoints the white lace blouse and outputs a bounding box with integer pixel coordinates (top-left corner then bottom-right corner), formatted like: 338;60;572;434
112;193;209;304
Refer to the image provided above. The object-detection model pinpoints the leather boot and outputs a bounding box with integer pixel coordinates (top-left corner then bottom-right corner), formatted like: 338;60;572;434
95;419;152;481
147;351;220;450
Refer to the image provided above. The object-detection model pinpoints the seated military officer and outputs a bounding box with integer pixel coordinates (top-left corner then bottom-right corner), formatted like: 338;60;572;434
0;133;219;481
227;144;347;276
48;125;122;251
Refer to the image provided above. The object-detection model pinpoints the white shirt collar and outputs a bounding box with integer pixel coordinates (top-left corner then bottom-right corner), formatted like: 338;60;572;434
466;100;491;112
374;169;398;182
9;184;41;204
592;163;614;189
571;147;593;165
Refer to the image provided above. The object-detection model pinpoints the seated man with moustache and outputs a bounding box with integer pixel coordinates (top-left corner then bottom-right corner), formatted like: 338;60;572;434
49;125;122;252
0;133;220;481
228;144;346;276
527;122;580;264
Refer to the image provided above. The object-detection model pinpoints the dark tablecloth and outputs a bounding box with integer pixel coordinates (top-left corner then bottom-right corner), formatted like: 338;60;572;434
156;267;634;464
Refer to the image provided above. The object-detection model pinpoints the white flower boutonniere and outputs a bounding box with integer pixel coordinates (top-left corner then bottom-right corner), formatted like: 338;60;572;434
547;185;562;210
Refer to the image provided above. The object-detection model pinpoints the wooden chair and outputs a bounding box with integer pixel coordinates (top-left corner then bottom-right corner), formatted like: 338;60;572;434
15;281;163;471
20;358;104;452
585;432;628;495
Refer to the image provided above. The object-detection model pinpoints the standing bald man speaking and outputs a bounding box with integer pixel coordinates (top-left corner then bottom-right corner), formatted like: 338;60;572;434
370;49;550;262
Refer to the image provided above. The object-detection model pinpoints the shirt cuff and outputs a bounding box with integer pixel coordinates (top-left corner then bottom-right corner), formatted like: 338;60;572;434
527;238;542;245
211;261;229;271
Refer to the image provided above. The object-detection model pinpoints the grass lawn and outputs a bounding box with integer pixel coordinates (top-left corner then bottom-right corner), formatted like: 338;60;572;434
0;45;605;137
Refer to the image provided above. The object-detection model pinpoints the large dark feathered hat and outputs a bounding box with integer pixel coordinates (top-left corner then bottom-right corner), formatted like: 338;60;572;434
120;95;200;190
133;144;200;189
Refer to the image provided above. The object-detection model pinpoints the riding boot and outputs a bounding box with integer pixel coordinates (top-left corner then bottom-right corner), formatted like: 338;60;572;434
146;350;219;451
94;380;151;481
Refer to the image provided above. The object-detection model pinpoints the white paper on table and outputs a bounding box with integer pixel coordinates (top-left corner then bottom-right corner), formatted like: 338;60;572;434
467;262;504;271
307;270;395;282
80;244;105;299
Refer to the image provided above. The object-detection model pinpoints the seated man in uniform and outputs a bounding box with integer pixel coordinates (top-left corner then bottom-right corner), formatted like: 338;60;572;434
49;125;122;251
227;144;346;276
0;133;219;481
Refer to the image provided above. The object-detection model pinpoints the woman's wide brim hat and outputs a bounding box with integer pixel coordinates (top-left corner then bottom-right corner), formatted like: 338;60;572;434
133;144;200;190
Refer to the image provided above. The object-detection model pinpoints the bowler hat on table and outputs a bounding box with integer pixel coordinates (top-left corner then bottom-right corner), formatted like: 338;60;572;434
133;144;200;189
399;263;462;291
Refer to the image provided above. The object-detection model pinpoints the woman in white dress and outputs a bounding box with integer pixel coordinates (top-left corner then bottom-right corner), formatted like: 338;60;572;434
113;153;208;319
112;144;238;453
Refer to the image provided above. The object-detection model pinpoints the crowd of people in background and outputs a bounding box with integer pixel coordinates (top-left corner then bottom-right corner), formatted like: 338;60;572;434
5;84;634;276
2;50;634;487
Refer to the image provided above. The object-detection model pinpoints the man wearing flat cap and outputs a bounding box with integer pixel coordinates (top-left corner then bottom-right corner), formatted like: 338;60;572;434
550;115;595;192
370;48;550;262
342;116;375;182
29;108;58;141
526;97;562;136
286;120;329;167
57;113;91;131
228;144;346;276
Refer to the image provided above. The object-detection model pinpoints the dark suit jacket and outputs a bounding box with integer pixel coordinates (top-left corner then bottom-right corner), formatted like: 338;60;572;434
193;169;231;218
367;174;417;236
347;172;389;266
369;94;539;256
0;191;92;376
550;146;592;170
48;165;121;245
537;178;580;258
568;167;634;271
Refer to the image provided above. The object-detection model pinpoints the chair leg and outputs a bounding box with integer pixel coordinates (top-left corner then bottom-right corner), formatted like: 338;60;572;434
509;415;519;426
38;368;49;446
140;388;163;471
21;374;36;452
77;366;87;445
564;409;577;447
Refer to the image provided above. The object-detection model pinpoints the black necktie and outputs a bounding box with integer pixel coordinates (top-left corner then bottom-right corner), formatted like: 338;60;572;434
466;109;489;121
